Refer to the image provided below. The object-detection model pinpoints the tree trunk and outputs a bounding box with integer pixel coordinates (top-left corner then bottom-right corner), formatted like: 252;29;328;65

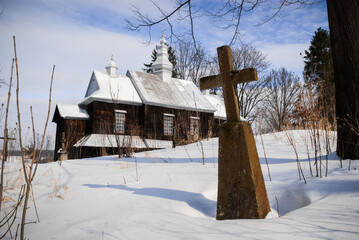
327;0;359;159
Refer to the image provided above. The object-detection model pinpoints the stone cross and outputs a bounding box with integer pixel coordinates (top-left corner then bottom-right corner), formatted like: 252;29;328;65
200;45;270;220
59;132;68;161
1;129;16;161
200;46;258;122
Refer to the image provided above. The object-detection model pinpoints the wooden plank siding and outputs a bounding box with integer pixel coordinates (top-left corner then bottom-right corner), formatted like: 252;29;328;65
54;101;219;160
86;101;141;136
53;117;87;160
141;104;214;145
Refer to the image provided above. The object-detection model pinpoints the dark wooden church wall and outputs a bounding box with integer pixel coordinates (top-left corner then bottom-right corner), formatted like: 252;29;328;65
142;104;214;144
141;105;175;141
54;119;64;161
87;101;141;136
53;118;86;160
65;119;86;159
212;118;226;137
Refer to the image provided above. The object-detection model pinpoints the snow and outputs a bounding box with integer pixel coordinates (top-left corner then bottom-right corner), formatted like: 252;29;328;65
56;103;90;120
204;94;226;120
144;139;173;149
2;130;359;239
73;134;173;149
80;70;142;106
127;70;216;113
74;134;147;148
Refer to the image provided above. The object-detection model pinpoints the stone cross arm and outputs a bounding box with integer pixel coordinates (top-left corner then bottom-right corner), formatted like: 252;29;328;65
199;46;258;123
200;68;258;90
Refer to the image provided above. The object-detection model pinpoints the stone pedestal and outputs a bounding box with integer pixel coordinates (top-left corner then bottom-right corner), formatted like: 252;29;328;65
217;121;270;220
59;151;68;161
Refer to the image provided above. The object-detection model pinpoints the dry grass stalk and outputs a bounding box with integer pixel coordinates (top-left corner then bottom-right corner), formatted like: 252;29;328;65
275;196;280;217
198;140;205;165
299;130;313;176
184;146;193;162
1;199;13;238
258;114;271;181
1;58;14;212
30;183;40;223
12;35;55;240
134;156;139;182
0;184;25;239
284;126;306;184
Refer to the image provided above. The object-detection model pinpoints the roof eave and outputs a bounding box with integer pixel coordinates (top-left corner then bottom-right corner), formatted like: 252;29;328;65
80;96;143;107
144;101;216;113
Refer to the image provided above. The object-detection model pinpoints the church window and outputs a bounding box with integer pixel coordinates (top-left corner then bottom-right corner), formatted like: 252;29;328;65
190;116;200;137
115;110;126;134
164;113;174;136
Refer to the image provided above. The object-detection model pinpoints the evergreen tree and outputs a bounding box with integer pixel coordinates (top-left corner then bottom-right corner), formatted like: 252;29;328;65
304;27;333;83
303;27;335;125
143;44;178;78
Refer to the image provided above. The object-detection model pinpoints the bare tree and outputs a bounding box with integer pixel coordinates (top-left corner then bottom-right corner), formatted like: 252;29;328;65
126;0;317;48
263;68;300;132
233;43;270;122
208;42;270;122
174;40;211;87
127;0;359;158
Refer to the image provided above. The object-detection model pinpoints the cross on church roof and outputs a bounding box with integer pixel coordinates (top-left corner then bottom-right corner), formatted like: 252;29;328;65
200;45;258;122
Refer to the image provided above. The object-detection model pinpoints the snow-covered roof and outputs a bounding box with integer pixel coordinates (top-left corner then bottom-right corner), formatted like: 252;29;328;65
74;134;147;149
144;139;173;149
80;70;142;106
74;134;173;150
204;94;227;120
56;103;90;120
127;70;216;113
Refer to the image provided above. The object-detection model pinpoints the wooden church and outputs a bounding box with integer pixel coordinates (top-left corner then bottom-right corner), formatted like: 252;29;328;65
52;35;226;160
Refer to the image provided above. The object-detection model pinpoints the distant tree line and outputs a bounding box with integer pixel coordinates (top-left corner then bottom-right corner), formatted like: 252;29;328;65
143;27;334;134
133;0;359;160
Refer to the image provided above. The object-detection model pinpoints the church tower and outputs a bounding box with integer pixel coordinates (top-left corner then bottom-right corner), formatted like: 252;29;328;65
152;35;173;82
105;55;118;77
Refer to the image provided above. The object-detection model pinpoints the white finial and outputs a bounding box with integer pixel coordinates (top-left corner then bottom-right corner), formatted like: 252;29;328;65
152;34;172;81
160;28;166;45
106;55;118;77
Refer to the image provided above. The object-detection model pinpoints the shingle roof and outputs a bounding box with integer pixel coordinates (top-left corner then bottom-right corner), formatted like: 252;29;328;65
127;70;216;113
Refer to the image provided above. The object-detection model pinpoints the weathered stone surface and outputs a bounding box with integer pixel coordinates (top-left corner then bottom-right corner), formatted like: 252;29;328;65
59;152;68;161
199;46;258;123
217;121;270;219
200;68;258;90
199;45;270;220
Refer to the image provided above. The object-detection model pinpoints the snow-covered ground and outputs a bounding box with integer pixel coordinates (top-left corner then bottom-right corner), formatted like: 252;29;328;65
2;130;359;239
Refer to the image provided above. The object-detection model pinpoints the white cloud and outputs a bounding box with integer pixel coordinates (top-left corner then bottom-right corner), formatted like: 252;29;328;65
259;43;309;77
0;0;160;142
0;17;155;97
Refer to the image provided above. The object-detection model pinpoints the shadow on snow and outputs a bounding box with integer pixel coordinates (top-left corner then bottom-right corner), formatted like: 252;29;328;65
83;183;216;218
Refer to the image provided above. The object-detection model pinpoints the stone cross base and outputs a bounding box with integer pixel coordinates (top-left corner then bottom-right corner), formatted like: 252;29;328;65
217;121;270;220
59;152;68;161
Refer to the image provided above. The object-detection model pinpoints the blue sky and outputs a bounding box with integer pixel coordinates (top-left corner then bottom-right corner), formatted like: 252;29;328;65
0;0;328;143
